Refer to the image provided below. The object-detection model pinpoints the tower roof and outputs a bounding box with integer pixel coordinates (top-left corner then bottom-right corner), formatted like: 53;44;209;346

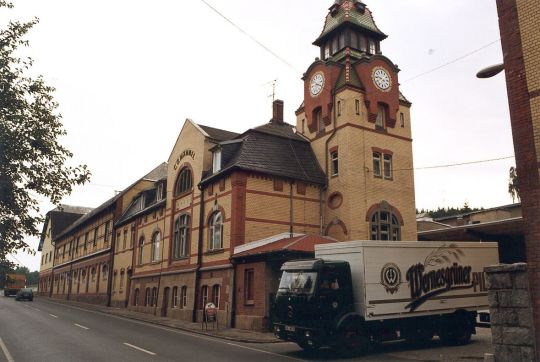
314;0;386;46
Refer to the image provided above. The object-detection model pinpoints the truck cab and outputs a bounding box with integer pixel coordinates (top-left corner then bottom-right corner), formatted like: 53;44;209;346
273;259;353;350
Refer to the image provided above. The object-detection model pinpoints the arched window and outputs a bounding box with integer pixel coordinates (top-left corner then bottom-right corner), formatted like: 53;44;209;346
112;270;117;290
138;236;144;265
180;286;187;309
175;168;193;196
212;284;220;308
370;206;401;241
134;288;140;306
151;231;161;262
172;287;178;308
120;270;125;288
173;215;190;259
102;265;108;280
152;287;158;307
208;212;223;251
145;288;151;306
201;285;208;308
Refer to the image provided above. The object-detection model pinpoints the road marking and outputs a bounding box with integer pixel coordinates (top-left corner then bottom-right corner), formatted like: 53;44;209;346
74;324;89;330
227;342;306;362
123;343;156;356
39;300;300;360
0;337;15;362
33;308;41;311
49;313;58;318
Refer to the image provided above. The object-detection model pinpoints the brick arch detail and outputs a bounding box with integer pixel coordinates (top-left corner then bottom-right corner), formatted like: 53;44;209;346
365;201;404;226
174;163;194;197
205;205;227;227
324;218;348;236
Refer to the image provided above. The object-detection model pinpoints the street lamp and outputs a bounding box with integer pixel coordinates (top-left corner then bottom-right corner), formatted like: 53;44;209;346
476;63;504;78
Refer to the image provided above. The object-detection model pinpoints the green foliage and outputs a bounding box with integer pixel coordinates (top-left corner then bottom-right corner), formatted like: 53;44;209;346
508;166;520;203
0;2;91;261
0;258;15;289
417;204;485;220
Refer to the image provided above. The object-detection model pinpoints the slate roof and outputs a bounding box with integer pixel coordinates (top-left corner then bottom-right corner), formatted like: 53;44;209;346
39;205;93;250
199;124;239;142
201;122;326;186
314;0;387;45
54;163;168;241
116;185;166;227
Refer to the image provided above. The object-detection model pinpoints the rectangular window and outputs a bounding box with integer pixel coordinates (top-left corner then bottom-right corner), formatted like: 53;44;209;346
123;229;127;250
384;154;393;179
373;153;382;177
68;241;72;256
84;232;89;250
245;269;255;304
359;36;367;52
331;151;339;177
339;33;345;50
376;104;386;129
201;286;208;308
181;286;187;309
213;150;222;173
355;99;360;115
156;183;164;201
130;227;135;249
120;272;124;288
400;112;405;128
93;228;97;247
172;287;178;308
324;44;330;59
104;221;110;244
351;31;358;49
337;101;341;116
212;285;220;308
369;39;376;54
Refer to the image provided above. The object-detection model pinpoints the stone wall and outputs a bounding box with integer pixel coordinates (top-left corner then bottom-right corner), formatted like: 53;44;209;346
486;263;536;362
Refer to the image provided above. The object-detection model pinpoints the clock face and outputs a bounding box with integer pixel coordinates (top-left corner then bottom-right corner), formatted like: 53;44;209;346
372;67;392;91
310;72;325;97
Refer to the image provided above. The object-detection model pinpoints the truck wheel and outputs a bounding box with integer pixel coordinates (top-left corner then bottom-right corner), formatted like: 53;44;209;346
336;322;370;357
439;314;472;346
297;341;319;353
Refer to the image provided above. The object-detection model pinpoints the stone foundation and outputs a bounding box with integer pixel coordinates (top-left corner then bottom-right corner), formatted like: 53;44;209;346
485;263;536;362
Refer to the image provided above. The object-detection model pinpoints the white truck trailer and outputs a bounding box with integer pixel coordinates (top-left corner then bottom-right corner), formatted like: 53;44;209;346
273;241;498;355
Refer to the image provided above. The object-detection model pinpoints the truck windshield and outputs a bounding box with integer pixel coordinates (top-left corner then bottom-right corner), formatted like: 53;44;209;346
278;271;317;295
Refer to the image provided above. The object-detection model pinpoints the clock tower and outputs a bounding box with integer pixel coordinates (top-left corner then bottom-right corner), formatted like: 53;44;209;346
297;0;417;241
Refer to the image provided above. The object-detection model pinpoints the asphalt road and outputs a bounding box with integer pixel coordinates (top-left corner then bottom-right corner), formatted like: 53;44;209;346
0;296;492;362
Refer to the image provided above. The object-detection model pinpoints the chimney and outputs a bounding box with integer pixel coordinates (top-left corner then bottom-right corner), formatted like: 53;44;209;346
271;99;284;124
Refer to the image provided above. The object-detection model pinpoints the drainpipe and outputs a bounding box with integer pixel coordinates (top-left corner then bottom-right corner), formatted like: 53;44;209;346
321;90;338;235
289;181;294;238
106;223;116;307
154;211;167;316
192;184;205;323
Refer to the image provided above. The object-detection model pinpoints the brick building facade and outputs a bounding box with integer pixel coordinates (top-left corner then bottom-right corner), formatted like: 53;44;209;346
39;0;418;331
495;0;540;357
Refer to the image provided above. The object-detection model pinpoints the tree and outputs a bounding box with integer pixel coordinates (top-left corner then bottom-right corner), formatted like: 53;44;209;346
0;1;91;262
508;166;520;203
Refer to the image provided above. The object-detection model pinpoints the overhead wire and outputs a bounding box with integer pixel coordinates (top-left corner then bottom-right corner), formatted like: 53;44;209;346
393;155;514;172
402;39;501;83
198;0;300;72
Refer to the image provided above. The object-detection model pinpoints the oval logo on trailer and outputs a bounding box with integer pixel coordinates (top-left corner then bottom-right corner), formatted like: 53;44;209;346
381;263;402;294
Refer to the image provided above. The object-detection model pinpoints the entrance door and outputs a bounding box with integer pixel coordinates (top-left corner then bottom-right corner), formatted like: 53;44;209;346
161;287;170;317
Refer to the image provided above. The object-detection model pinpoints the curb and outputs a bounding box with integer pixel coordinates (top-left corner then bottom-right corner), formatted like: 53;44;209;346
38;297;283;344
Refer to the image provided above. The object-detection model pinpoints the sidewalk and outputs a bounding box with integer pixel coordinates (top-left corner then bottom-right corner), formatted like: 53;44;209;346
39;297;281;344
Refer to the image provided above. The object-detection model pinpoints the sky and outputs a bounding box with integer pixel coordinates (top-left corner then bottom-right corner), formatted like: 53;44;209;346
2;0;514;271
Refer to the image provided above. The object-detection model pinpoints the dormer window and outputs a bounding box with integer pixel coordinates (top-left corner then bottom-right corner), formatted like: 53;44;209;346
213;149;222;173
156;183;164;201
324;44;330;59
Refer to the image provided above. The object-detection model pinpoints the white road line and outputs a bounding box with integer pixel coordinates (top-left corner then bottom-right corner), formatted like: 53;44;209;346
33;308;40;311
49;313;58;318
40;300;300;360
74;324;89;330
227;342;306;362
0;337;15;362
123;343;156;356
